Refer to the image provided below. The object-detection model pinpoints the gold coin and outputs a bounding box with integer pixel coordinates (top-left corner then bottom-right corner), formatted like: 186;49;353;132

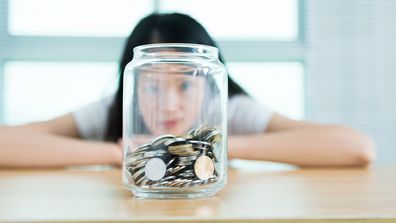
194;155;214;180
168;144;196;156
168;143;193;151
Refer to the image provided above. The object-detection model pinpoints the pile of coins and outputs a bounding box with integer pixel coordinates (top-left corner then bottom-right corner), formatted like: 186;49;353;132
124;126;222;188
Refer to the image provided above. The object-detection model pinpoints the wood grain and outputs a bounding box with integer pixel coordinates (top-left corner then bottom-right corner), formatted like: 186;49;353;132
0;164;395;223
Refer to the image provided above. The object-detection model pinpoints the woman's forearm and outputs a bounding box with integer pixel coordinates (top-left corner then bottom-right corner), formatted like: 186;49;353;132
0;127;121;168
228;125;376;167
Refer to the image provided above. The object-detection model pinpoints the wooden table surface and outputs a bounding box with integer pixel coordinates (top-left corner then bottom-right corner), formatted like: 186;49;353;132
0;163;395;223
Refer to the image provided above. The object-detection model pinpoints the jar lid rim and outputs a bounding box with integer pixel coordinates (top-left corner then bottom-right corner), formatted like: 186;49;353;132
134;43;219;56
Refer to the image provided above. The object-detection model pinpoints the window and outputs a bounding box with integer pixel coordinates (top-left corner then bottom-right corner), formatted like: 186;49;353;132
9;0;153;36
4;62;117;124
228;62;304;119
160;0;298;40
0;0;304;124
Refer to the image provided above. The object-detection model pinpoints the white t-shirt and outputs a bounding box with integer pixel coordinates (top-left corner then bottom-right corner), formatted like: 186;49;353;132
72;94;273;140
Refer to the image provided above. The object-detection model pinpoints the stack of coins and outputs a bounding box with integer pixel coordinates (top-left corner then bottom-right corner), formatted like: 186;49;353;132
124;125;222;188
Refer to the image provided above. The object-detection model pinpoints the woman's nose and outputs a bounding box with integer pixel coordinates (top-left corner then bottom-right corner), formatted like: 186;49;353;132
161;88;181;112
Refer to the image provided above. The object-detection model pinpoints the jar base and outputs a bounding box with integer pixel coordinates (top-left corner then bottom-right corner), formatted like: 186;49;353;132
129;179;226;199
132;189;217;199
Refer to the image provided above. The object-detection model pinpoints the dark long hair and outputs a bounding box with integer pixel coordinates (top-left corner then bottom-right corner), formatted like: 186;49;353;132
105;13;247;142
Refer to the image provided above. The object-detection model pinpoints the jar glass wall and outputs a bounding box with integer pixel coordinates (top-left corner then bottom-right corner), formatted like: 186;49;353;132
122;43;228;199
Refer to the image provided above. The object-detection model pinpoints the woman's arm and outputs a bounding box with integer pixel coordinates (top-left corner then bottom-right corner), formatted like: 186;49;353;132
0;114;121;168
228;113;376;167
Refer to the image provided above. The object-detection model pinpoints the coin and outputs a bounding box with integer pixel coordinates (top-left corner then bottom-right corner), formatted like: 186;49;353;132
168;143;192;151
207;151;218;162
179;134;193;140
135;175;147;185
194;126;215;140
189;140;212;150
203;129;222;143
165;157;177;167
131;159;146;169
168;143;198;156
151;134;175;148
132;168;145;181
125;125;222;188
178;155;198;164
159;175;176;182
134;143;151;152
194;155;215;180
144;158;167;181
187;128;196;136
164;137;187;147
143;150;167;159
168;165;186;175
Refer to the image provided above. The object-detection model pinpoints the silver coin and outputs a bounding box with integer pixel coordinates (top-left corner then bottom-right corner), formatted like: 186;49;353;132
135;175;147;185
165;157;177;167
144;158;166;181
179;155;197;162
193;124;207;134
159;175;176;182
187;128;196;136
132;160;147;169
135;143;151;152
192;179;204;185
151;181;170;187
151;134;175;147
131;150;147;158
124;154;138;166
143;150;167;159
164;137;187;147
177;179;191;187
132;168;145;181
168;165;186;175
168;178;187;187
189;140;211;146
189;140;212;150
208;177;218;183
179;155;199;165
207;151;218;163
140;178;150;186
203;129;222;142
194;127;215;140
178;161;193;166
177;172;195;178
181;169;194;174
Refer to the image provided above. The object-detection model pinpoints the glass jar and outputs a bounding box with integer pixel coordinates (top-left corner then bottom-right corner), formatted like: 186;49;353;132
122;43;228;199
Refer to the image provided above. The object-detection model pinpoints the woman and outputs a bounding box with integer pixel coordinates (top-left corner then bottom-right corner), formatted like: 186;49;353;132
0;13;375;168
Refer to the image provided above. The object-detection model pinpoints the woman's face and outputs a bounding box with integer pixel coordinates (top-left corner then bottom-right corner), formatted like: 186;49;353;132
138;64;206;136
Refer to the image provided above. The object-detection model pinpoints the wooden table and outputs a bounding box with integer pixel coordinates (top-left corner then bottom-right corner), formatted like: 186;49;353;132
0;163;395;223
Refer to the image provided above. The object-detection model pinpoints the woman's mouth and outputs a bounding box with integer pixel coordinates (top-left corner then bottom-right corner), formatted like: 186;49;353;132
162;119;180;129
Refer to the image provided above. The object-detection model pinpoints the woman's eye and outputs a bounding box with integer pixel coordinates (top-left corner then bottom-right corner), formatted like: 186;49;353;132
180;81;192;91
144;85;159;94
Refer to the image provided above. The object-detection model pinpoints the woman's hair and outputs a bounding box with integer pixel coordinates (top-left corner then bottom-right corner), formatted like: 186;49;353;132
105;13;247;142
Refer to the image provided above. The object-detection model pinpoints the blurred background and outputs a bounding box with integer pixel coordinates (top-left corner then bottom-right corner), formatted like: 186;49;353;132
0;0;394;164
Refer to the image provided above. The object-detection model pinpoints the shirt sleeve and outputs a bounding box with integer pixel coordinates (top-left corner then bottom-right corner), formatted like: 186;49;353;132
227;94;273;135
72;95;115;140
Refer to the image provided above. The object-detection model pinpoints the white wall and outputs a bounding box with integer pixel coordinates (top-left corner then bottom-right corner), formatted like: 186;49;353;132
306;0;396;164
